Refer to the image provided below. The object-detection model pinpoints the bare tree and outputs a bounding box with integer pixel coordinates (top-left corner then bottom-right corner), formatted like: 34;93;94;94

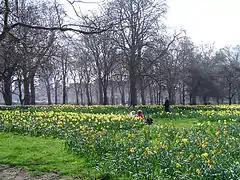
84;29;118;105
0;0;112;42
216;46;240;105
0;37;19;105
106;0;167;106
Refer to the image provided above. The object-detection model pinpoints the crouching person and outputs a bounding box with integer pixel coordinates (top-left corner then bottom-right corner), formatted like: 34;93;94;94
145;118;153;125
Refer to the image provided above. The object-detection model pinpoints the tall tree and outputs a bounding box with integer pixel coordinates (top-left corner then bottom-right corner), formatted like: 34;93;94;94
107;0;167;106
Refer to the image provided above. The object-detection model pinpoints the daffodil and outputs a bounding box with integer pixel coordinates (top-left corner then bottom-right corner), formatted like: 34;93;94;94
176;163;181;168
130;147;135;153
201;153;208;158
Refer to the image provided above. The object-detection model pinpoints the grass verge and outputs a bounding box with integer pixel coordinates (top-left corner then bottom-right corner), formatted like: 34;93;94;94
0;132;100;179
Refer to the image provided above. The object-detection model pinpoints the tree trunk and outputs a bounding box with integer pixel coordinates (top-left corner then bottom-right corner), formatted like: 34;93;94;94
90;84;93;104
141;88;145;105
182;83;185;105
30;75;35;105
121;85;125;105
140;78;146;105
23;74;30;105
157;91;161;105
98;77;103;104
168;85;175;105
62;74;66;104
75;89;79;105
45;80;52;105
203;97;207;105
153;88;156;104
80;86;84;105
238;91;240;104
228;83;232;105
46;86;51;105
129;70;137;106
190;93;196;105
74;83;79;105
103;86;108;105
149;85;153;105
111;85;115;105
3;76;12;105
54;81;58;104
229;98;232;105
18;78;24;105
85;82;91;105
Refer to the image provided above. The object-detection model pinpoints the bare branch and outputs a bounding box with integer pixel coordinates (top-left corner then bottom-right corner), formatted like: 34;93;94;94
9;22;113;35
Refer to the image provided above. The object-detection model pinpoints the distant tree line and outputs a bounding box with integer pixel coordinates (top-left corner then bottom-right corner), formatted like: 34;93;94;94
1;0;240;106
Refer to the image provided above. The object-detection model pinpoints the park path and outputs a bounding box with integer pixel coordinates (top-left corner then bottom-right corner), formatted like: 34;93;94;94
0;165;75;180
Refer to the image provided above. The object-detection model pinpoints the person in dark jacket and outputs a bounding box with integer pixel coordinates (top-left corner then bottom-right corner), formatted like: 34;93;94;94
164;97;170;112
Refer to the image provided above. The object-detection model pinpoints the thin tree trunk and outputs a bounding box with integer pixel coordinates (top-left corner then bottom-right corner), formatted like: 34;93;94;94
54;81;58;104
129;70;137;106
62;74;66;104
45;80;52;105
190;93;196;105
3;76;12;105
238;90;240;104
228;83;232;105
75;89;79;105
103;86;108;105
140;87;146;105
18;77;24;105
182;83;185;105
153;88;156;104
30;75;35;105
74;83;79;105
149;85;153;105
139;77;146;105
98;78;103;104
85;82;91;105
47;86;51;105
23;74;30;105
121;85;125;105
158;91;161;105
90;84;93;104
111;85;115;105
80;86;84;105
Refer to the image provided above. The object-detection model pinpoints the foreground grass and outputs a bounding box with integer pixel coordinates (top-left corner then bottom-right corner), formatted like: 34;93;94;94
0;132;101;179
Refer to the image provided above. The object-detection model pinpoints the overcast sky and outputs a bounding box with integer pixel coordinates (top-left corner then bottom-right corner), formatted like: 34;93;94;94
59;0;240;49
167;0;240;48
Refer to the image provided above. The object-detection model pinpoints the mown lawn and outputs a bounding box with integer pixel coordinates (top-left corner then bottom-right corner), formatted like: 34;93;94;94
0;132;101;179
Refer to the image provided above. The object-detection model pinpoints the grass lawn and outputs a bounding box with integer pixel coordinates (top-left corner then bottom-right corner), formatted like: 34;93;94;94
153;117;200;128
0;132;101;179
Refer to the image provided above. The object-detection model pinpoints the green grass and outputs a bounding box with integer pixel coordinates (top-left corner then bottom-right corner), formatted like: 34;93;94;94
0;132;100;179
153;117;200;128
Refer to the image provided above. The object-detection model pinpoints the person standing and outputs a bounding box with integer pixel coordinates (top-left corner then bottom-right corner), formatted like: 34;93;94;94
164;97;170;112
